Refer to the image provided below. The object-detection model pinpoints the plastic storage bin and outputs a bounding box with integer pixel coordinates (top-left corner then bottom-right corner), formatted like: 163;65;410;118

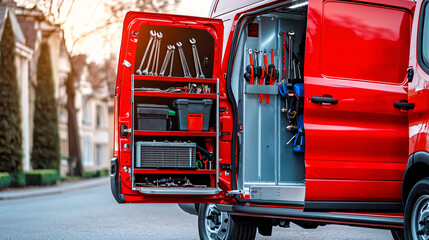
173;99;213;131
136;104;171;131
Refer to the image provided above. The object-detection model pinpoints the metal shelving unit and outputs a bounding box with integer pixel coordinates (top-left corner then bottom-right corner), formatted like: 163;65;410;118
130;74;220;195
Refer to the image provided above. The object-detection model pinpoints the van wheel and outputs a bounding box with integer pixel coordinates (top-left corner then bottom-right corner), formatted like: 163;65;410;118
198;204;256;240
404;178;429;240
390;229;404;240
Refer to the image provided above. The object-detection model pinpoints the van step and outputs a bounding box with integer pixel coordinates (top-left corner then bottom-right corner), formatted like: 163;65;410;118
217;204;403;228
250;185;305;201
134;187;219;195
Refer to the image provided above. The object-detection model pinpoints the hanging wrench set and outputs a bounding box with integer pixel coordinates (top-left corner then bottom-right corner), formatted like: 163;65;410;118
135;30;208;79
277;30;305;153
243;24;305;153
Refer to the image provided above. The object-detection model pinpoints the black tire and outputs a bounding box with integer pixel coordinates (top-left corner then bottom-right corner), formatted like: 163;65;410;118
390;229;405;240
198;204;257;240
404;177;429;240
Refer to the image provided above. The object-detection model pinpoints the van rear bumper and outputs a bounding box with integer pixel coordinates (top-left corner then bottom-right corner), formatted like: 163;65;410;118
110;157;125;203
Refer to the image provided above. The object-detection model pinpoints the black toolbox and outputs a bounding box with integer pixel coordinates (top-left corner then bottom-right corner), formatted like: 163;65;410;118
136;104;171;131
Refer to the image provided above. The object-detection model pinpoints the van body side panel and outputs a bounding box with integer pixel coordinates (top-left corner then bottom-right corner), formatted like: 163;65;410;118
304;0;412;202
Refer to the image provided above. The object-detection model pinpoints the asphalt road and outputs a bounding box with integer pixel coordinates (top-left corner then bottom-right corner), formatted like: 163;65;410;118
0;183;395;240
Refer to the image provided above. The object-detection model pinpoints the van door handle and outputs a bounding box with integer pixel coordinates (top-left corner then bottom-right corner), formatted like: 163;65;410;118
311;96;338;104
394;102;414;110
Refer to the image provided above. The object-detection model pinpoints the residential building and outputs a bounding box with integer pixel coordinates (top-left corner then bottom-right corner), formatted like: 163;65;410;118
0;6;33;172
1;2;112;175
15;5;72;174
71;55;111;172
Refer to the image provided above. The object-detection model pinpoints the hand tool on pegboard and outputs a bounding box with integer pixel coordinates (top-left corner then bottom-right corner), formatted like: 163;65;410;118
254;49;265;103
190;38;205;78
244;49;255;85
136;30;156;75
265;49;279;103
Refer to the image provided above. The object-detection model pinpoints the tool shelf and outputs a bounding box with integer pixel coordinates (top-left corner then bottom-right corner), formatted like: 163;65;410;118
133;75;218;84
130;74;219;194
134;91;217;99
134;130;217;137
134;169;216;174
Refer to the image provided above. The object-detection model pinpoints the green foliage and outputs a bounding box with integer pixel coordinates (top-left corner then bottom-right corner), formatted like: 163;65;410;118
59;175;81;182
97;169;109;177
82;170;99;178
31;42;60;170
25;169;58;186
10;172;25;187
0;172;11;189
0;15;23;174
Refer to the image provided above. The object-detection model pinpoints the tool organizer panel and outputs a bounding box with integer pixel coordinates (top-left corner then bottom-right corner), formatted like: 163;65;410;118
134;25;216;79
130;74;219;195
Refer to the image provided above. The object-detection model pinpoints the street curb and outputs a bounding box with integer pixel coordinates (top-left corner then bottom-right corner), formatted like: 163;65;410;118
0;177;109;200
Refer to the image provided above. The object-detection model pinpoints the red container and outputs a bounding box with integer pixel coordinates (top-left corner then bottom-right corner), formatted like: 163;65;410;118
188;114;203;131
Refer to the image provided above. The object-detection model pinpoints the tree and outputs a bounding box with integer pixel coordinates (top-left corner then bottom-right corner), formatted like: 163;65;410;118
0;14;23;174
31;42;61;170
17;0;180;176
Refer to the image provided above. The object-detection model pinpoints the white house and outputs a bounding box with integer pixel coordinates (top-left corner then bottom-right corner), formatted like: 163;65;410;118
0;7;33;172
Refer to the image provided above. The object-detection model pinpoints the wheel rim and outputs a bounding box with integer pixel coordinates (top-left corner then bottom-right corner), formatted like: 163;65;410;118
204;204;230;240
412;195;429;240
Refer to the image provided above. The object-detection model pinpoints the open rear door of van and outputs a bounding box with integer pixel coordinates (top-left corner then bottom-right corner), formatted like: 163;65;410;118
111;12;226;204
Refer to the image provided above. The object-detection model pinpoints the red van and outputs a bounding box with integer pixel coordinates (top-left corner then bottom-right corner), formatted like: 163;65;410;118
110;0;429;239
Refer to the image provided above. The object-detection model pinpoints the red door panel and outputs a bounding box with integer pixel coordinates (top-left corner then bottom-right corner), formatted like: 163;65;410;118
304;0;413;202
114;12;225;204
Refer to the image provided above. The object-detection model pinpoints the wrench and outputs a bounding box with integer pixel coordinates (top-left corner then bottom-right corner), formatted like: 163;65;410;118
254;49;260;68
159;45;173;76
168;45;175;77
136;30;156;75
142;31;158;75
255;49;265;103
176;42;192;78
293;59;297;79
150;32;163;76
189;38;205;78
149;33;160;75
287;30;295;80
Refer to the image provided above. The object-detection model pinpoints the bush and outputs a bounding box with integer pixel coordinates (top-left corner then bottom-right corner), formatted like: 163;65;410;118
10;173;25;187
31;42;60;170
97;169;109;177
83;170;99;178
0;172;11;189
25;169;58;186
0;12;23;174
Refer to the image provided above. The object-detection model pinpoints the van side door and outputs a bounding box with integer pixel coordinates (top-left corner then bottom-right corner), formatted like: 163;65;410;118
304;0;414;211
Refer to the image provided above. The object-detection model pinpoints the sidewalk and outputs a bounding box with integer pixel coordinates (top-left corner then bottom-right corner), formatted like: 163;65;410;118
0;177;109;200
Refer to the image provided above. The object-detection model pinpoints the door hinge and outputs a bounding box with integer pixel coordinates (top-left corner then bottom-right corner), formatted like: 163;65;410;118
121;124;131;137
227;190;246;196
219;132;231;137
220;164;231;170
408;67;414;82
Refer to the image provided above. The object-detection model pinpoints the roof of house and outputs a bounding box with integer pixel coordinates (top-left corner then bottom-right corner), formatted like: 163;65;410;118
0;7;7;29
18;19;37;49
0;7;26;44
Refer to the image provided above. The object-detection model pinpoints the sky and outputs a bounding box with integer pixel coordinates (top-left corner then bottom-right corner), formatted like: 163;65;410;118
174;0;212;17
69;0;213;63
